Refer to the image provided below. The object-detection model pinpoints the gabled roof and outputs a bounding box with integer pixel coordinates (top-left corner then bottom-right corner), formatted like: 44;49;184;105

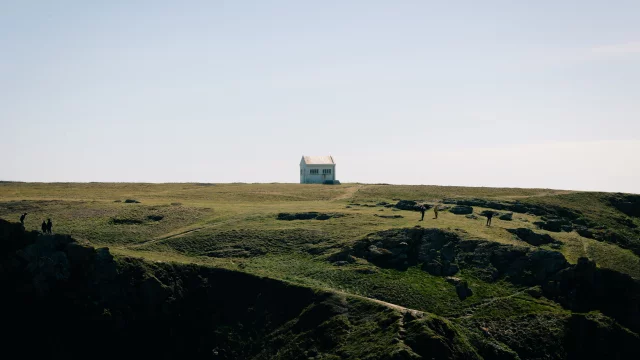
302;156;335;165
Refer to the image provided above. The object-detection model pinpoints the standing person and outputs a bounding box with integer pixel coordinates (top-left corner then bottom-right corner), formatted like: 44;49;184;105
433;205;439;219
46;219;53;234
419;205;426;221
486;212;493;226
41;220;47;234
20;213;27;225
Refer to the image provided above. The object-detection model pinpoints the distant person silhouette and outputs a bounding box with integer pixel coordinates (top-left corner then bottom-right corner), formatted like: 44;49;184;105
41;220;47;234
20;213;27;225
433;206;438;219
46;219;53;234
486;212;493;226
419;205;426;221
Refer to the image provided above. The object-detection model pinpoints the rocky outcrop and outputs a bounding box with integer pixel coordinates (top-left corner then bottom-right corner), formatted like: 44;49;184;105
608;193;640;218
507;228;560;246
394;200;424;211
344;227;640;336
499;212;513;221
277;212;345;220
374;214;404;219
542;257;640;333
449;205;473;215
446;277;473;300
347;228;568;286
443;198;582;219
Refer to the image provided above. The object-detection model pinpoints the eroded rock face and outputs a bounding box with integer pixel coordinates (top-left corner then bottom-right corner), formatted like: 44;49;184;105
543;257;640;333
608;193;640;218
348;228;570;286
344;227;640;336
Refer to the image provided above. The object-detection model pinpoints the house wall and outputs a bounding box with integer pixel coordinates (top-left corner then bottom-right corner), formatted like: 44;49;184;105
300;163;335;184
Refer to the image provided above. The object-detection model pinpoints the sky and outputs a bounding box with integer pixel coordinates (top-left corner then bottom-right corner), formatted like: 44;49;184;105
1;1;639;193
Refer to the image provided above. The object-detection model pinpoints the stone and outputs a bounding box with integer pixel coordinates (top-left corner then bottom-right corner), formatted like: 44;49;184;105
442;263;459;276
277;212;344;221
455;281;473;300
422;260;442;276
526;286;543;298
575;226;595;239
561;224;573;232
440;243;455;261
507;228;558;246
449;205;473;215
465;214;478;220
332;261;349;266
394;200;419;211
499;212;513;221
374;214;404;219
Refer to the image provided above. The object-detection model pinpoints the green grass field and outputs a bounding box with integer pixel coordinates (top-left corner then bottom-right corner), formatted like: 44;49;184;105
2;182;638;280
2;182;639;306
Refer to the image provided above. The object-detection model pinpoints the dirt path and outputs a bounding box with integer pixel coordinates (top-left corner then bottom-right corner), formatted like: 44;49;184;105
333;185;364;201
125;217;245;249
336;290;424;317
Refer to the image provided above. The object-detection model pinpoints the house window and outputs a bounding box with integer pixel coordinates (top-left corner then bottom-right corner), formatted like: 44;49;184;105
323;169;332;174
310;169;319;174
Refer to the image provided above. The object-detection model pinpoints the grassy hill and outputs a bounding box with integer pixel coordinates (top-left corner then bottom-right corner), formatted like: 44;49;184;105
1;182;639;359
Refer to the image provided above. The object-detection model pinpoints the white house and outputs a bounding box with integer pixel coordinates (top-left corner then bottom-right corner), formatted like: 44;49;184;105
300;156;336;184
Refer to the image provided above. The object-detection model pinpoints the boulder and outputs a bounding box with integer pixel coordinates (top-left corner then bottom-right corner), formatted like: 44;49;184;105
535;219;571;232
442;263;459;276
422;260;442;276
374;214;404;219
507;228;558;246
449;205;473;215
499;212;513;221
526;286;543;298
455;280;473;300
465;214;478;220
394;200;420;211
277;212;344;221
575;226;594;238
327;248;355;264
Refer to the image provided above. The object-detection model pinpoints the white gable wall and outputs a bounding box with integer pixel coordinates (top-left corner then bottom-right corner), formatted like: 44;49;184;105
300;160;336;184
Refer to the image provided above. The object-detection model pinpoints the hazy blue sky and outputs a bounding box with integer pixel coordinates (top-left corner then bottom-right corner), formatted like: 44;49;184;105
2;1;639;192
